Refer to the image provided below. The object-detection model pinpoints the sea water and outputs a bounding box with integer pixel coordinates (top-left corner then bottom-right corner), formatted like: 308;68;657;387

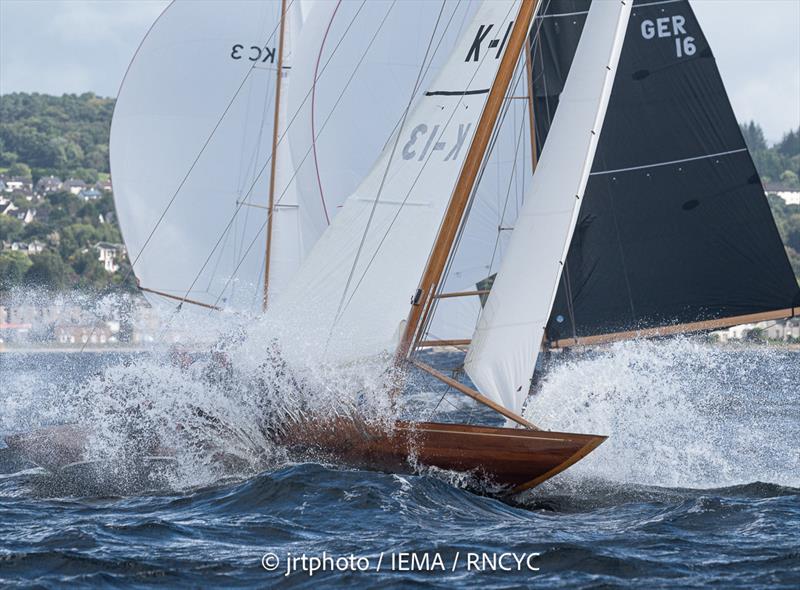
0;336;798;588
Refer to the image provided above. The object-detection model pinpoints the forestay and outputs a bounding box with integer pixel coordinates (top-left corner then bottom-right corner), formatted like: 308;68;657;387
111;0;310;312
276;0;523;361
465;0;632;415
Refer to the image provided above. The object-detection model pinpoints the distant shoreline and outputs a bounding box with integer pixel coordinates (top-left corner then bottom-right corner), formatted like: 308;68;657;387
0;345;150;354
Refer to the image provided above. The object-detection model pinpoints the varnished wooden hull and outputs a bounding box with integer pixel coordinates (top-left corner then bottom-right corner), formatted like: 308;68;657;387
281;418;606;494
5;419;606;495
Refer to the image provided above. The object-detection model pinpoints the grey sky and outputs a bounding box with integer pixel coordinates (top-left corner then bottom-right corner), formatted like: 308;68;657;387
1;0;798;143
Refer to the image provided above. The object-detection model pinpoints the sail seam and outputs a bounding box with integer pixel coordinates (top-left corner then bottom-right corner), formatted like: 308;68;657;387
634;0;683;8
589;148;747;176
535;9;588;19
535;0;684;21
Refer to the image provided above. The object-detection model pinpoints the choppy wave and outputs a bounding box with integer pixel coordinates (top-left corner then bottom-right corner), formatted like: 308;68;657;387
0;462;797;589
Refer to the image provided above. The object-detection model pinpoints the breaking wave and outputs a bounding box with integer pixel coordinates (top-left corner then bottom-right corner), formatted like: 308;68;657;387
524;337;800;490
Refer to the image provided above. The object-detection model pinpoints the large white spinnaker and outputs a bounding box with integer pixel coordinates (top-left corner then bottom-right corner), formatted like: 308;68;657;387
287;0;532;341
464;0;632;415
111;0;308;312
276;0;523;361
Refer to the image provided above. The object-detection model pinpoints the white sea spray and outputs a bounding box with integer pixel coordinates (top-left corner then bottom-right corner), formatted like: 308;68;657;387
525;337;800;489
1;287;404;491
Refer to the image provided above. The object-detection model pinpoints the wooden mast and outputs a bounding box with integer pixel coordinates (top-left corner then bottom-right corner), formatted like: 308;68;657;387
397;0;539;359
394;0;540;428
263;0;288;311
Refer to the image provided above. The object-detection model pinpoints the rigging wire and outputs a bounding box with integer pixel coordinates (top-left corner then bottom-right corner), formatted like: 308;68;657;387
309;0;343;225
77;0;296;352
128;0;294;282
172;0;373;311
183;0;468;319
332;0;520;327
197;0;411;313
376;2;473;156
107;0;373;347
204;0;462;315
330;0;445;327
422;2;554;348
420;59;528;346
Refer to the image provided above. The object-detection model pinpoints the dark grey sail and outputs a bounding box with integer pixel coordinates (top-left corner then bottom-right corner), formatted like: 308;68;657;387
528;0;799;345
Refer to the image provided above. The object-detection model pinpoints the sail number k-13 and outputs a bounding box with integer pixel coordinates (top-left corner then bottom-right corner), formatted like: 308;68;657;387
402;123;473;162
640;15;696;58
230;44;276;63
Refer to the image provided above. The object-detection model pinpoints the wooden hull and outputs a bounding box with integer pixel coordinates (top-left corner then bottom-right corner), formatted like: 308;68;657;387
5;420;606;495
282;418;606;494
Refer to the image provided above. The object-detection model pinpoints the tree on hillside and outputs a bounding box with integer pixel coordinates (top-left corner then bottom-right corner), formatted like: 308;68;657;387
70;249;108;290
777;129;800;158
741;121;767;152
0;215;24;242
24;251;69;290
7;162;32;178
742;122;800;186
0;251;32;290
0;92;115;176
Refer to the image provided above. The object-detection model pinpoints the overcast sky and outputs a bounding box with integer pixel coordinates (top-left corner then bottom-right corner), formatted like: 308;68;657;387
1;0;798;143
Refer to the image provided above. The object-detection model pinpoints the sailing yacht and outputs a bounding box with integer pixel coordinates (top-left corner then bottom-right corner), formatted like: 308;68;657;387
6;0;797;495
273;0;798;493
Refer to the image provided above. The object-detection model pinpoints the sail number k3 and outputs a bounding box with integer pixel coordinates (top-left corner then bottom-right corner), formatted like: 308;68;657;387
231;44;276;63
402;123;472;162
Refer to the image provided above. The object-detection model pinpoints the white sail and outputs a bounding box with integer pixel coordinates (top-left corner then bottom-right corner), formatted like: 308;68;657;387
425;60;533;342
286;0;531;341
276;0;523;361
110;0;309;312
286;0;480;246
464;0;632;415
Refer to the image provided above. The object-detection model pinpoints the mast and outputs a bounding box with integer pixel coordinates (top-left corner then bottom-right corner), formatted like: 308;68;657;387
263;0;288;311
396;0;539;360
524;31;538;173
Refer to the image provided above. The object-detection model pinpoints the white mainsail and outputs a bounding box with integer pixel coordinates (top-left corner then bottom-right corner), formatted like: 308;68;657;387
275;0;523;361
110;0;309;312
286;0;532;342
464;0;632;415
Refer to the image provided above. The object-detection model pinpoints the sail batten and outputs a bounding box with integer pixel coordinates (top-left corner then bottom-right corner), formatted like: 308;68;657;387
464;0;632;416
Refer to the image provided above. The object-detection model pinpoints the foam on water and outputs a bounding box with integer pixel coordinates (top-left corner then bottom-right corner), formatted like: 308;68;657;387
1;289;401;492
524;337;799;489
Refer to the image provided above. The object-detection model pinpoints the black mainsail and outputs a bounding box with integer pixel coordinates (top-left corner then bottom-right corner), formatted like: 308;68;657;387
528;0;799;346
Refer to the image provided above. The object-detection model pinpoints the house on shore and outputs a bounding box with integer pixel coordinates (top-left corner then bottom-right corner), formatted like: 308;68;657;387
765;182;800;206
79;187;102;201
63;178;87;195
94;241;126;273
35;175;63;196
